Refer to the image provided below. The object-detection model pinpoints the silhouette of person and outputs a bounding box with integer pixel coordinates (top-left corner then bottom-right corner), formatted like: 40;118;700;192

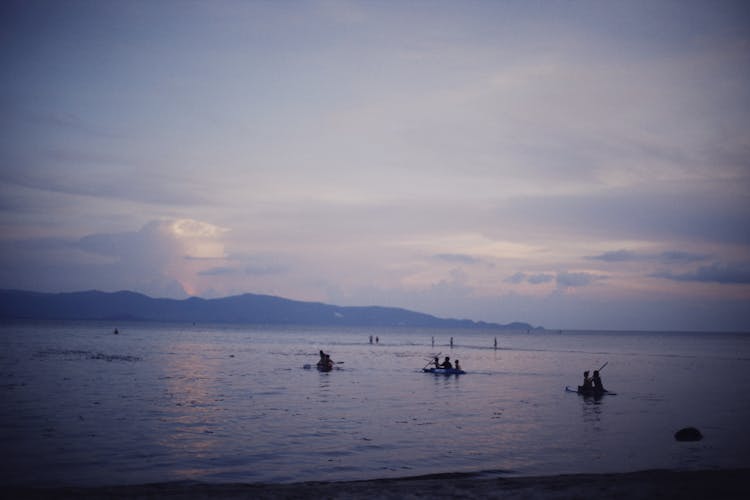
581;371;593;391
592;370;604;391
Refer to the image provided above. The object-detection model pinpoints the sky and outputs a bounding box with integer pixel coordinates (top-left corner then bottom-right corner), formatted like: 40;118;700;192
1;0;749;331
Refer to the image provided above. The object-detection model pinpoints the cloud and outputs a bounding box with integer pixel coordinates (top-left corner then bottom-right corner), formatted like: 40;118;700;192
529;274;555;285
505;272;555;285
0;219;231;298
587;249;710;263
199;267;236;277
196;254;287;279
505;272;526;284
556;271;602;288
1;1;749;331
504;271;606;288
78;219;228;261
432;253;480;264
245;264;286;276
0;144;214;208
587;250;640;262
652;262;750;284
658;251;710;264
487;188;750;247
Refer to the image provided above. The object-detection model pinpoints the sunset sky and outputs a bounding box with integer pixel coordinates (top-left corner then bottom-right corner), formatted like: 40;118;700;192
1;0;749;331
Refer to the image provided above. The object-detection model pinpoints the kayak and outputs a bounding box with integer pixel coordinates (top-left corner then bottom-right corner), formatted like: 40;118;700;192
565;385;616;396
303;363;336;371
317;363;334;372
423;367;466;375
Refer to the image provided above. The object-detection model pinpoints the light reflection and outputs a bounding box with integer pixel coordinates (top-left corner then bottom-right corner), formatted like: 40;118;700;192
156;340;229;467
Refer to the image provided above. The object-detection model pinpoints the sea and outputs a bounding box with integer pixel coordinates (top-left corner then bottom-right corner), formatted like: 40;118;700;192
1;320;749;487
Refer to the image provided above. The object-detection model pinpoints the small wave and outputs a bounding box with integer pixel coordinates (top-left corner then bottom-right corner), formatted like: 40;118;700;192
34;348;141;362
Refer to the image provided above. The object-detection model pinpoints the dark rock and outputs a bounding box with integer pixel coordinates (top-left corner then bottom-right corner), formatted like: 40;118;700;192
674;427;703;441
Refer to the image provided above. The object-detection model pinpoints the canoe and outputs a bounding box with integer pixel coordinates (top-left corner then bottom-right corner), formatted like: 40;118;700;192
565;385;616;396
423;367;466;375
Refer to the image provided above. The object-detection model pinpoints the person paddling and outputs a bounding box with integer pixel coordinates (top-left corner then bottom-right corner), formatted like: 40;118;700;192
581;371;593;391
317;350;333;370
592;370;605;392
441;356;453;369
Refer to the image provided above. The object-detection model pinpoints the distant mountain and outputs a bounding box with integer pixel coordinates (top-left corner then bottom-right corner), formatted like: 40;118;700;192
0;289;536;330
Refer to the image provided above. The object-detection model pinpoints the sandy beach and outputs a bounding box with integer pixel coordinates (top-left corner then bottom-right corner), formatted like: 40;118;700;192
10;468;750;499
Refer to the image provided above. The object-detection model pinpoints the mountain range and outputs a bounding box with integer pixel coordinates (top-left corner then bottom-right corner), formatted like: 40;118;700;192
0;289;536;330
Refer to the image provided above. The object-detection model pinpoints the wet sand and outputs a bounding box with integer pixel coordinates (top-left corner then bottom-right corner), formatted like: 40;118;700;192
9;469;750;499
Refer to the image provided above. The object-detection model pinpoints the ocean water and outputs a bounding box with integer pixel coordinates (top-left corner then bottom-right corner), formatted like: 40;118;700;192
1;321;749;487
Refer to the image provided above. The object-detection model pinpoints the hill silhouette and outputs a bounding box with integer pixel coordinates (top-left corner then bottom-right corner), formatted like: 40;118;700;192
0;289;535;329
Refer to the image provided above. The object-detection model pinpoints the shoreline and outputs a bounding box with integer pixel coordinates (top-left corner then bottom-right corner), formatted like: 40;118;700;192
9;468;750;499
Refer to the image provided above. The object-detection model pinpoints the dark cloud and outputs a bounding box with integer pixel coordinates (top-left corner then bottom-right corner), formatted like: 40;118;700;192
505;272;526;284
587;250;640;262
528;273;555;284
658;251;710;263
652;262;750;284
433;253;480;264
587;249;710;263
0;221;192;298
556;271;602;288
78;221;180;260
505;272;554;285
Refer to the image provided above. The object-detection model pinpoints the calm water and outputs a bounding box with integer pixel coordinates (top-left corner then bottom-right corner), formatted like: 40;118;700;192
1;321;749;487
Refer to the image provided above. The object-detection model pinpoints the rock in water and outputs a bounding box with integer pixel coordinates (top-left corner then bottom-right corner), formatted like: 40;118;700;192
674;427;703;441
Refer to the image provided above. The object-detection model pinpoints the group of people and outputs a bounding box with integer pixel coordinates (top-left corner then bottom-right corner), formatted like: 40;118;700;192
317;350;334;371
433;356;461;371
580;369;605;392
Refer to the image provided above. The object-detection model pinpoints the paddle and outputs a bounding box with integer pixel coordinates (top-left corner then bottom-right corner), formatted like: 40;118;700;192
588;361;607;373
423;352;441;370
591;361;608;391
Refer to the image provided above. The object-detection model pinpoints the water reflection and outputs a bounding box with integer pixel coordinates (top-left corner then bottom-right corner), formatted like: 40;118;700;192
156;340;230;468
316;372;332;402
579;396;604;425
4;323;748;486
